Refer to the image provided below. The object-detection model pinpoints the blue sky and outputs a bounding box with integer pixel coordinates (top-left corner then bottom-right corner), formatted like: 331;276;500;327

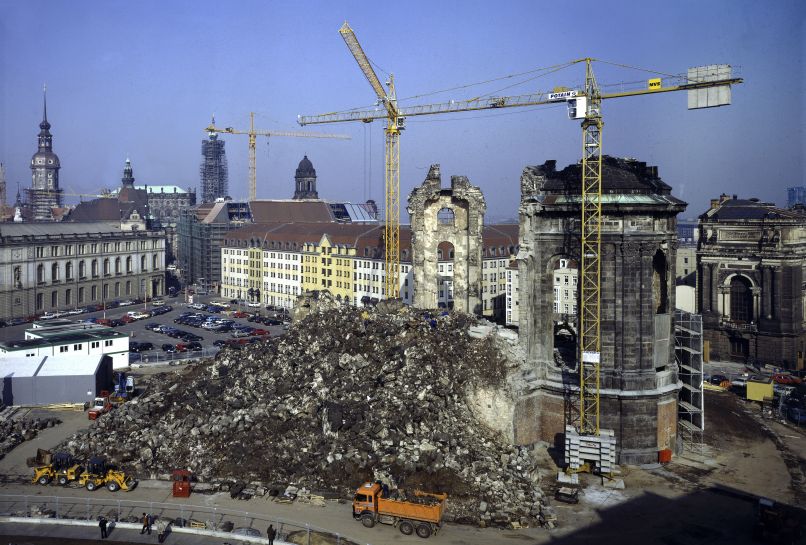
0;0;803;221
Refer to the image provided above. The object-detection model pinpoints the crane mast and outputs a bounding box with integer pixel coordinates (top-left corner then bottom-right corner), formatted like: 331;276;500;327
579;58;604;436
338;22;403;299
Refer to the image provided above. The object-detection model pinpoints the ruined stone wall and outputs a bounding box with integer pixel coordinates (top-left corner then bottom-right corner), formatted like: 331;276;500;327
407;165;486;314
514;158;687;464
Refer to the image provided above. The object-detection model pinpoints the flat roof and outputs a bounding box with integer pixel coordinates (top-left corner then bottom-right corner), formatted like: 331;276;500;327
0;354;103;377
1;329;127;352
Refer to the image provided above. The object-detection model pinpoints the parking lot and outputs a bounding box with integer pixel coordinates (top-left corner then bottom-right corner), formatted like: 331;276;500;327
0;295;289;363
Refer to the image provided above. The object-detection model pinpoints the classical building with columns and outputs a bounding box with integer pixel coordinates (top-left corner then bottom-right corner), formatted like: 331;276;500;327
0;222;165;320
697;195;806;370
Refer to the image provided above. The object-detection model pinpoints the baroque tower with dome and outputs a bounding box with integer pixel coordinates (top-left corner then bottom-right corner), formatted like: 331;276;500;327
293;155;318;199
27;87;63;220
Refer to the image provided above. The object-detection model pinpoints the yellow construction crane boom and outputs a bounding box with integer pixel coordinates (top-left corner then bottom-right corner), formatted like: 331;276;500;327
299;32;741;439
204;112;351;201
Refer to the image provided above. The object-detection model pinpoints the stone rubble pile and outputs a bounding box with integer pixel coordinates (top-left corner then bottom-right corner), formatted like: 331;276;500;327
60;305;545;526
0;416;61;461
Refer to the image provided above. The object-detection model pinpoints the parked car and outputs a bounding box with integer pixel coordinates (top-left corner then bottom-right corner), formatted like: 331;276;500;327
709;374;729;385
773;374;802;385
119;300;136;306
231;329;250;338
213;339;230;348
161;343;177;353
146;322;162;332
152;299;165;307
246;302;261;308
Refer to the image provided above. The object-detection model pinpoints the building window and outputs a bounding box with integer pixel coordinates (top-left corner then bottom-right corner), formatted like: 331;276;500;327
37;264;45;283
91;285;97;301
91;341;100;349
78;287;85;303
60;346;69;353
65;262;73;280
729;276;753;323
51;290;58;308
126;256;132;273
51;263;59;282
104;340;112;347
126;280;132;295
91;259;99;277
115;258;121;274
36;293;43;310
65;288;72;305
141;256;147;271
103;259;110;275
73;344;82;351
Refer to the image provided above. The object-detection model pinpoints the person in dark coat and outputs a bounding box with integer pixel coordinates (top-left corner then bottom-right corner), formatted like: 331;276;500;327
267;524;277;545
99;516;108;539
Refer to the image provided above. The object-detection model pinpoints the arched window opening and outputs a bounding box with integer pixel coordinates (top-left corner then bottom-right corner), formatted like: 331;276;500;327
730;276;753;323
51;263;59;282
437;207;455;225
37;264;45;283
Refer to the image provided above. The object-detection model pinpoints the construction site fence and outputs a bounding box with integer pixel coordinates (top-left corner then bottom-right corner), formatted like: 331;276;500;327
0;493;367;545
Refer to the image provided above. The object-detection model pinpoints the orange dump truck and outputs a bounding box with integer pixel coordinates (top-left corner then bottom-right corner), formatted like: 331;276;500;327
352;482;447;538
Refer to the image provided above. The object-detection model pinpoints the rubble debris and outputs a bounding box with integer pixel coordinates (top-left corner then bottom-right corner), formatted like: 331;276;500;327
1;417;61;461
58;305;545;526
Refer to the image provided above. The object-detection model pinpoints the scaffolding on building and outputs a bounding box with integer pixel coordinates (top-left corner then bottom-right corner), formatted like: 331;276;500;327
200;133;229;204
675;309;705;454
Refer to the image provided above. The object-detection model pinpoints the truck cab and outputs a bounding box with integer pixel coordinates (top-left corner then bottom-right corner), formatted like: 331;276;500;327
353;482;381;516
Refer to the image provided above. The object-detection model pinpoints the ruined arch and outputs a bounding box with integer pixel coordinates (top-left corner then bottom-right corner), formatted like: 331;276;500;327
407;164;486;313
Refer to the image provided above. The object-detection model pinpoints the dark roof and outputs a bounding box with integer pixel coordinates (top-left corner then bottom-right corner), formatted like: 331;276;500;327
225;222;517;262
249;200;334;223
702;198;806;221
68;198;124;221
296;155;316;177
528;156;674;196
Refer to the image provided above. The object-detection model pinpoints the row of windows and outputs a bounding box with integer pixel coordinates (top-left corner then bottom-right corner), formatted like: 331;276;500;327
33;240;159;258
32;255;161;284
34;280;145;310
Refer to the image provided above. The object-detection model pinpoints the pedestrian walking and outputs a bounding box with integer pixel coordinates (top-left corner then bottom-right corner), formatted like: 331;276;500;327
99;516;108;539
141;512;151;534
267;523;276;545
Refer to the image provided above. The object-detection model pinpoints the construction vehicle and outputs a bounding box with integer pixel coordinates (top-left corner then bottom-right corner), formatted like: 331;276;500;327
300;22;742;466
78;456;137;492
204;113;350;201
88;396;112;420
110;372;135;404
352;482;447;539
32;451;82;486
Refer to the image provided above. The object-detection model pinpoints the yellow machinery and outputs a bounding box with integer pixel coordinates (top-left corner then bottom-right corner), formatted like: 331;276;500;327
32;451;82;486
79;456;137;492
299;24;742;441
204;113;350;201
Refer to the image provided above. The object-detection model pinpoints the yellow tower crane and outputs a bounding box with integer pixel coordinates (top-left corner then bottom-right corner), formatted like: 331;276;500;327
204;112;351;201
299;23;741;440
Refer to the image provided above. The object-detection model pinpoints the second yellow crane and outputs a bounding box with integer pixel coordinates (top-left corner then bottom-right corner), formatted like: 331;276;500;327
204;113;351;200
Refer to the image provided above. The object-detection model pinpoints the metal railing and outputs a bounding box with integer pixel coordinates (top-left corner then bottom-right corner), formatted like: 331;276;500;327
129;347;219;365
0;493;364;544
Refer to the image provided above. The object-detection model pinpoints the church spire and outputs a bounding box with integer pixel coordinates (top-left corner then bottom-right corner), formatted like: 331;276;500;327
122;157;135;187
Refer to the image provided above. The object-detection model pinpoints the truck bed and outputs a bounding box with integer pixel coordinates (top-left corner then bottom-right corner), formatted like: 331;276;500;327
377;494;446;524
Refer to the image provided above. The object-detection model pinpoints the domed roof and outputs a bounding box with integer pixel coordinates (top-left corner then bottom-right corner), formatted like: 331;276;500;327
31;150;60;167
295;155;316;177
